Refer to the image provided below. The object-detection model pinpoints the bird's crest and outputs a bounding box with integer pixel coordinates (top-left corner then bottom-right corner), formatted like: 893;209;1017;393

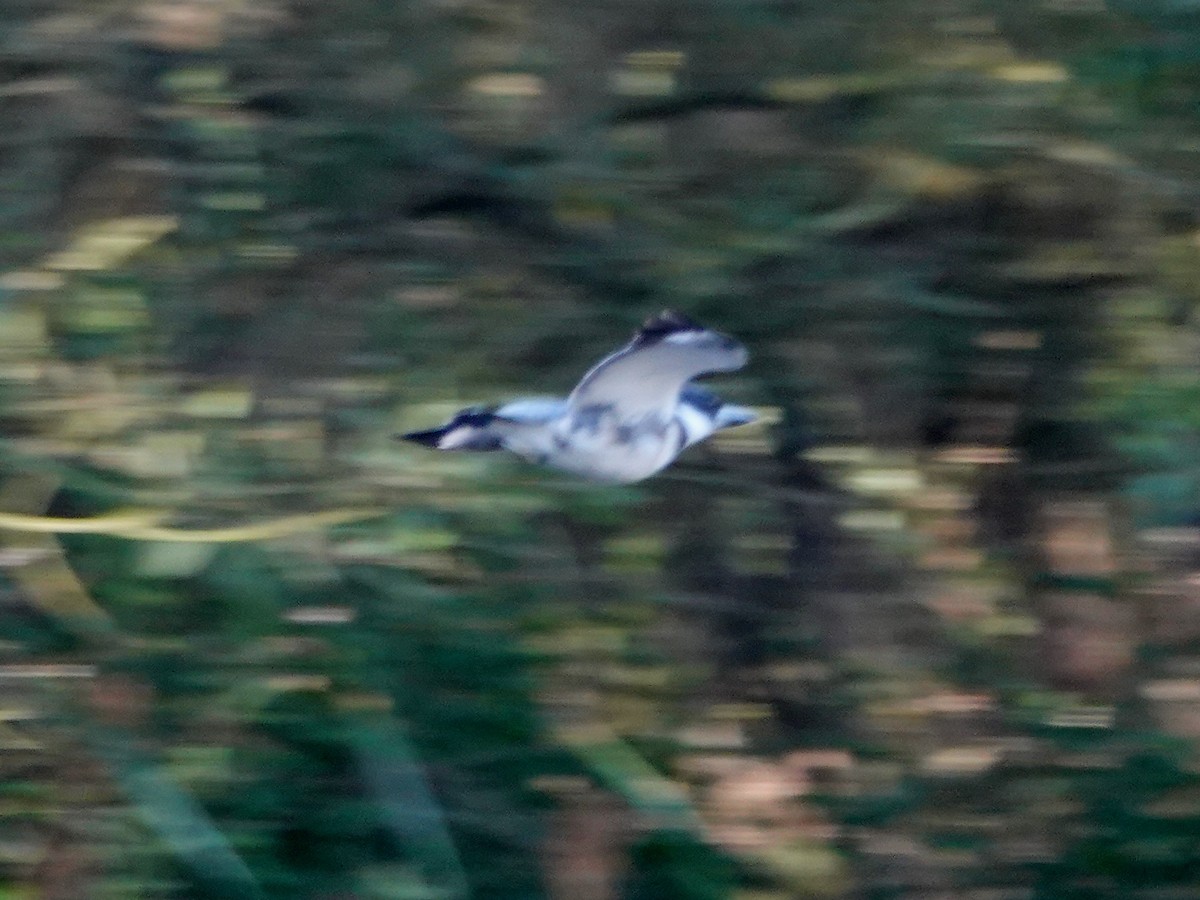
632;309;705;346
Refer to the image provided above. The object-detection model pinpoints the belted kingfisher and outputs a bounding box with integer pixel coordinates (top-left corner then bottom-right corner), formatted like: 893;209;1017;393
399;310;755;483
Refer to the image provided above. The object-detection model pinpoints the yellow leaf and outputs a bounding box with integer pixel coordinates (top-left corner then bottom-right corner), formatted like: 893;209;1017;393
43;215;177;272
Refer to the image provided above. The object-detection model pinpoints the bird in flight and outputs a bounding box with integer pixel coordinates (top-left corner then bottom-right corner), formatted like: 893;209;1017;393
399;310;755;483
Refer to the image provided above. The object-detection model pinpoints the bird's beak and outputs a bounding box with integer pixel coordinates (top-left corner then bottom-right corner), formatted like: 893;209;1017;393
396;427;448;448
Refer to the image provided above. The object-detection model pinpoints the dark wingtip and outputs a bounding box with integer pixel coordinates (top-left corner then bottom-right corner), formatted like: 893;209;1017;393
679;383;723;416
634;309;705;345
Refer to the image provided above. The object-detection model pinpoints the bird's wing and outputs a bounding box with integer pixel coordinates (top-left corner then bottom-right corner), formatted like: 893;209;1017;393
567;311;748;420
678;383;724;417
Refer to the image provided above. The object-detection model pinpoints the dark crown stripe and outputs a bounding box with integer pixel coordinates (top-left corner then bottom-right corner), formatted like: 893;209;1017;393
633;309;705;345
455;407;497;428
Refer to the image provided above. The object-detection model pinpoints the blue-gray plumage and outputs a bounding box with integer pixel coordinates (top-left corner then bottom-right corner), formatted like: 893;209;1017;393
399;311;755;483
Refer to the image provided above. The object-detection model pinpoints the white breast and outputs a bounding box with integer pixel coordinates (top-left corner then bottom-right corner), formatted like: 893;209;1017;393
537;413;683;483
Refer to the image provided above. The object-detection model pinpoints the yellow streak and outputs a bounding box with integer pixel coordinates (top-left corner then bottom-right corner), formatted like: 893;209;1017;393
0;475;116;629
126;508;384;543
0;509;163;534
0;507;384;543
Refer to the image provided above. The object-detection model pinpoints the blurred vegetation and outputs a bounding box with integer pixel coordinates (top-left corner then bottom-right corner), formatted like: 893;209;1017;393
3;0;1200;898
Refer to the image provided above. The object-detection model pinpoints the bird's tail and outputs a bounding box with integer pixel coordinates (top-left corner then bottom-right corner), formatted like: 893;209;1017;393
715;404;756;430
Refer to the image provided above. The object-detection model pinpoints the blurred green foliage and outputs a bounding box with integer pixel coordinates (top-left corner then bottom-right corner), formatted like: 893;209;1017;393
2;0;1200;898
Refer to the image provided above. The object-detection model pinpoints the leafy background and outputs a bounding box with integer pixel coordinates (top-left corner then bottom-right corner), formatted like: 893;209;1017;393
3;0;1200;898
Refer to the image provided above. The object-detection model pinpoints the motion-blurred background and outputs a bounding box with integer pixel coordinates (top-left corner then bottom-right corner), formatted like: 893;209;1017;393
3;0;1200;897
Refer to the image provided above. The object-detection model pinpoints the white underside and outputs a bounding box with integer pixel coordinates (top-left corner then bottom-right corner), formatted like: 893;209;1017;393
501;414;689;484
